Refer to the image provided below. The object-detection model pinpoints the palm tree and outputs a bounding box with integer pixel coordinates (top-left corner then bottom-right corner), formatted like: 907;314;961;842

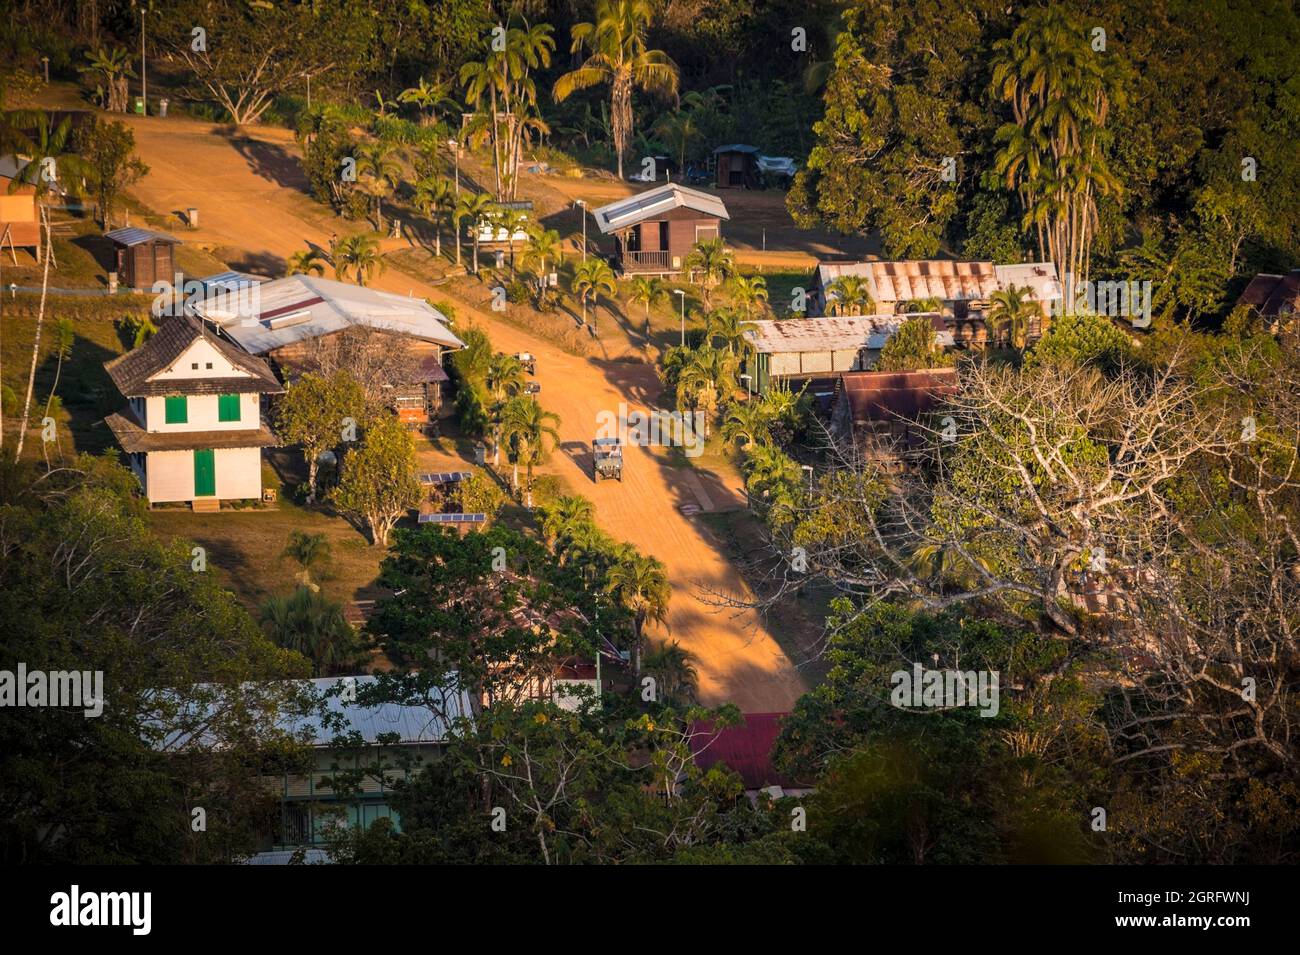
721;398;774;450
500;395;561;508
705;307;754;356
285;247;327;277
413;176;455;259
79;46;135;113
455;192;494;273
41;317;75;427
485;352;526;465
283;530;331;577
398;76;459;127
652;108;699;173
355;142;402;232
572;257;617;332
627;275;665;336
521;227;563;303
728;273;769;320
684;238;734;306
903;295;944;314
460;21;555;199
496;207;530;270
827;274;874;315
11;115;88;461
642;639;698;705
331;234;385;286
540;495;596;552
604;549;670;673
553;0;680;180
259;587;357;677
986;283;1038;350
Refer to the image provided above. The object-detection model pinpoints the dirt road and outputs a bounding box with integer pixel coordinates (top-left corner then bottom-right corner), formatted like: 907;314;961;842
121;116;805;712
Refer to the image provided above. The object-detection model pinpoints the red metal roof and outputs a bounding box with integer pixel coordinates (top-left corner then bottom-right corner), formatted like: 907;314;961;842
691;712;805;790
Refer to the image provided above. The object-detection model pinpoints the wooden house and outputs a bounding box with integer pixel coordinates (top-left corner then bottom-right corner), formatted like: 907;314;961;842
103;314;283;508
592;183;729;275
105;227;182;290
829;368;960;463
1237;269;1300;335
193;273;463;430
742;315;953;394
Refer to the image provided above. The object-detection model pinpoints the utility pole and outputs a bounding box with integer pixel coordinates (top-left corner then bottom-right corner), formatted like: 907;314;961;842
140;6;147;116
575;199;587;261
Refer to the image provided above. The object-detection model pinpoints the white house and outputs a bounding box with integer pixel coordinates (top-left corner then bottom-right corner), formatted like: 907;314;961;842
104;314;283;507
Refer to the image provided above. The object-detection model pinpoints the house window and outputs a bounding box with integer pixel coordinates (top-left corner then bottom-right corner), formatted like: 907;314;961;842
218;393;241;422
191;363;199;370
206;363;213;369
165;395;188;424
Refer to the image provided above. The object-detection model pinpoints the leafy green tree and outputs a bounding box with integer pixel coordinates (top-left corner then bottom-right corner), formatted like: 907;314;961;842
331;414;423;546
79;45;135;113
876;316;953;371
275;371;366;503
74;117;149;228
0;457;311;863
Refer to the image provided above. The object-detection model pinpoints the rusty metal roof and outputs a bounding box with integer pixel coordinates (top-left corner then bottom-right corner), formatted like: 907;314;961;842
745;315;954;353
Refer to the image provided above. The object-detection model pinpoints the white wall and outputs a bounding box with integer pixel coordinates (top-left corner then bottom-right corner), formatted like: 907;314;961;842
143;392;259;433
145;446;264;503
152;338;246;382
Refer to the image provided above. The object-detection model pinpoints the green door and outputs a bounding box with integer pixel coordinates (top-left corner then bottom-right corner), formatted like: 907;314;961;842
193;448;216;497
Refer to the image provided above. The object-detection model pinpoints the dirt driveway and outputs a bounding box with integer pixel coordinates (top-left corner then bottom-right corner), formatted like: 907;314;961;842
121;115;806;712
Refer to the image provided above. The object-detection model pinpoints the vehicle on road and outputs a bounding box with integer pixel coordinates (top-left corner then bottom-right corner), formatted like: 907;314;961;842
593;437;623;482
515;351;536;375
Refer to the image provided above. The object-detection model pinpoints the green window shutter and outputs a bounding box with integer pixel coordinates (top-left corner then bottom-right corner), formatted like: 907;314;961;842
218;393;241;422
165;395;188;424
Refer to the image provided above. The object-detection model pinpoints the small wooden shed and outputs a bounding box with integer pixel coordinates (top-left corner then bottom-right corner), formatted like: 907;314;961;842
591;183;729;275
105;227;182;290
712;144;760;189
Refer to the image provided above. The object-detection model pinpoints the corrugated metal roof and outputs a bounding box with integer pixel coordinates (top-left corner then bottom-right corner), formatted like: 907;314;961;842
837;369;959;423
818;259;1060;306
745;315;954;353
104;227;182;247
994;262;1060;303
156;675;472;751
1237;269;1300;318
592;183;729;233
193;273;464;354
691;712;810;791
712;143;759;154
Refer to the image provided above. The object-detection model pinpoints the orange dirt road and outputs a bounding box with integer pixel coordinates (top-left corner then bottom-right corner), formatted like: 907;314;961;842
122;116;806;712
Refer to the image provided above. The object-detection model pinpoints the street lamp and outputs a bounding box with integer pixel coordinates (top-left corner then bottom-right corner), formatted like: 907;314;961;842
673;288;686;346
739;373;752;397
574;199;587;262
447;139;460;195
800;464;814;489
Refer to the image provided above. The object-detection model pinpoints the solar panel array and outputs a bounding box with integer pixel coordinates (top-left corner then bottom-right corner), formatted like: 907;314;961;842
419;471;473;484
418;512;488;524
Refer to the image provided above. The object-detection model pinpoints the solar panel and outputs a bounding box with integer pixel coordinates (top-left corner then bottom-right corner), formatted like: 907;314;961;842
418;512;488;524
419;471;473;485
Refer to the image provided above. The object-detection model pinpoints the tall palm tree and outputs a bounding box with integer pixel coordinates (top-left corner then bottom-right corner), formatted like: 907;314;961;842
11;115;88;461
705;306;754;356
986;283;1038;350
455;192;494;272
500;395;561;508
684;238;734;307
485;352;526;465
652;108;699;173
355;142;402;232
521;227;563;303
495;207;530;269
572;257;617;332
331;234;385;286
728;273;769;320
604;549;670;673
627;275;665;335
827;274;874;315
285;247;327;277
553;0;680;180
413;176;455;259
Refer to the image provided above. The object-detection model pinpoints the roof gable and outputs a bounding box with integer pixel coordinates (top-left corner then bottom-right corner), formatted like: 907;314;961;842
104;314;281;397
592;184;730;233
